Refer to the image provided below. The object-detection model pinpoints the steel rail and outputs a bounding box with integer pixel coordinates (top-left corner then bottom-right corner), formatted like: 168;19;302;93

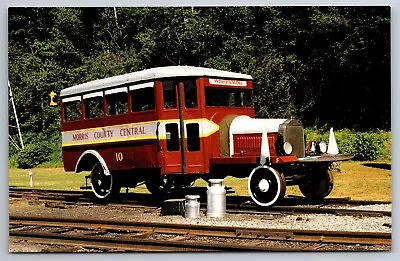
10;235;201;252
9;188;392;205
265;206;391;217
9;225;297;252
11;232;277;252
9;190;391;218
9;215;391;246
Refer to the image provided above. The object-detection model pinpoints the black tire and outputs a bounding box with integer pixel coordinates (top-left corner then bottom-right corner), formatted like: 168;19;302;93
248;166;286;207
278;173;287;200
90;163;120;200
299;168;334;200
145;175;172;196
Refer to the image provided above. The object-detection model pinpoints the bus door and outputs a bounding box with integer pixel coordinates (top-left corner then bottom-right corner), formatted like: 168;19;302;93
162;79;205;175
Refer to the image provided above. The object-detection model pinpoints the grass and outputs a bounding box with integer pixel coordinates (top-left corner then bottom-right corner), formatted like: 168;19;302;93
9;161;391;201
9;168;88;191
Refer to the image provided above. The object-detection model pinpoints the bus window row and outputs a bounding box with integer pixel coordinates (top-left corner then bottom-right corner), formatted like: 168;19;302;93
63;80;253;122
63;85;155;122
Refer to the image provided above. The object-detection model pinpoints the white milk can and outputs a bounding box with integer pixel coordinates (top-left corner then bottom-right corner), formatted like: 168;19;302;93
206;179;226;217
185;195;200;218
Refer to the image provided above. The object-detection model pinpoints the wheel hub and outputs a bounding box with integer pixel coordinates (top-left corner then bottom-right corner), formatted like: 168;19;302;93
258;179;270;192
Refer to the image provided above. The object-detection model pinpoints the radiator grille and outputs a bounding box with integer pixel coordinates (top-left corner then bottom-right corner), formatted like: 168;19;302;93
233;133;277;156
278;119;305;158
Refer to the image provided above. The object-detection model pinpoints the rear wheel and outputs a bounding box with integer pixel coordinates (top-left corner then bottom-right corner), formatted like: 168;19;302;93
248;166;286;207
145;175;173;196
299;167;334;201
90;163;120;200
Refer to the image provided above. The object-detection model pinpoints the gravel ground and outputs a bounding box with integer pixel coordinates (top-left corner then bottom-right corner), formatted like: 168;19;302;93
322;204;392;212
8;198;392;252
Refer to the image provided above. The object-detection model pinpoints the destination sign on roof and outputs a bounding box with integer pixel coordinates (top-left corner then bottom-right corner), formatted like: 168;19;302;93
209;79;247;87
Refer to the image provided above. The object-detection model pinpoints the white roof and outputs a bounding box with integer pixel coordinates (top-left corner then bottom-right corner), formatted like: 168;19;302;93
60;66;252;97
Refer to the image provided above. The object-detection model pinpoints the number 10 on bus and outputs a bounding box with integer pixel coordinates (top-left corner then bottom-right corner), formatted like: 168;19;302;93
115;152;123;161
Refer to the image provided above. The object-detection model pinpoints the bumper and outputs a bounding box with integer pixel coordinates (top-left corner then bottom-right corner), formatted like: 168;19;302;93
297;154;353;163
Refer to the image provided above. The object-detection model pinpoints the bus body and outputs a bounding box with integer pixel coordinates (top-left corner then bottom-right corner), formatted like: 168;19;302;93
60;66;350;206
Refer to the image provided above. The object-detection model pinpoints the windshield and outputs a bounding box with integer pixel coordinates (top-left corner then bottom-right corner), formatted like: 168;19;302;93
205;87;253;107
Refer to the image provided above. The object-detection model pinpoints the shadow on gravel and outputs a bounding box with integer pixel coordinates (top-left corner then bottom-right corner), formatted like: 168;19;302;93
362;162;391;170
102;188;326;210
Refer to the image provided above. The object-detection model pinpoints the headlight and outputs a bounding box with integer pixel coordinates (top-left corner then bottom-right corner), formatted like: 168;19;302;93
317;141;327;154
283;142;293;155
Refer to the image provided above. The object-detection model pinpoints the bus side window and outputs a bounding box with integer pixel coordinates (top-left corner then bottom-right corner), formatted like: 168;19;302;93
184;80;197;108
63;100;81;122
205;88;253;107
163;80;177;109
165;123;180;151
131;87;155;112
205;88;228;106
186;123;200;151
84;96;104;119
107;92;128;115
242;90;253;107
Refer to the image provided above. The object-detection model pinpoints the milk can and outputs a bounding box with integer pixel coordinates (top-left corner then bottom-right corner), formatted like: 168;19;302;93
206;179;226;217
185;195;200;218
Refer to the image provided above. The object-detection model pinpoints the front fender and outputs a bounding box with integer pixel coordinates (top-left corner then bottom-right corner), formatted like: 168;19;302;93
75;150;111;176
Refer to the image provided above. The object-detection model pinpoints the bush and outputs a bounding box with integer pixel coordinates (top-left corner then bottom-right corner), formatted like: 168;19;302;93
16;141;51;169
352;132;388;161
37;135;63;167
9;154;18;168
335;129;357;155
305;128;391;161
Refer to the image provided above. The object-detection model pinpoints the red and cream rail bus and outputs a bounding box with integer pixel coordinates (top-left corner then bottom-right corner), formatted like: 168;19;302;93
60;66;349;206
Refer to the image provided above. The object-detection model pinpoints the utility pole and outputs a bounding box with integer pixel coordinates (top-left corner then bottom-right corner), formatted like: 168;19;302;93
8;80;24;149
113;7;119;28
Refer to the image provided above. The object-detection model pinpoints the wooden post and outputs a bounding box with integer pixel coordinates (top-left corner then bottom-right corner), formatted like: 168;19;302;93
29;170;34;187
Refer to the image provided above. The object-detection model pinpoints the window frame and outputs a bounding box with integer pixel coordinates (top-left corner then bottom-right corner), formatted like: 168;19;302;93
129;82;155;113
204;86;253;108
83;91;105;119
105;87;129;116
62;96;82;123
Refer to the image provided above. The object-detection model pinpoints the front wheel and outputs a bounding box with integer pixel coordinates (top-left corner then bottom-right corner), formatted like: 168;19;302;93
299;167;334;201
248;166;286;207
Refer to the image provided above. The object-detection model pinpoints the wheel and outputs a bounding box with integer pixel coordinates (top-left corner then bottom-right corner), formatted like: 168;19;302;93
145;175;173;196
248;166;286;207
299;167;334;200
90;163;120;200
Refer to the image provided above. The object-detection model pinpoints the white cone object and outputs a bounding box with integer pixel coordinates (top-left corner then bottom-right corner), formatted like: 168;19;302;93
327;127;339;155
310;141;316;152
260;125;270;165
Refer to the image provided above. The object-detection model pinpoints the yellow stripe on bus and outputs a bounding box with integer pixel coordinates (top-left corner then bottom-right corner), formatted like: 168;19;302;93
62;135;158;147
62;118;220;147
61;118;217;134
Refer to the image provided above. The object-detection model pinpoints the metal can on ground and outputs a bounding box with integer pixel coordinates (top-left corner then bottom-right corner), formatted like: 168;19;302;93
185;195;200;218
206;179;226;217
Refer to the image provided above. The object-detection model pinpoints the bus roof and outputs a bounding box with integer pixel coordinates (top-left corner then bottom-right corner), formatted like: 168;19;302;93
60;66;253;98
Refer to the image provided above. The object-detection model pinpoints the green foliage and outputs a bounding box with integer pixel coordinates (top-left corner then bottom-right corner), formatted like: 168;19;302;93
12;132;62;169
8;7;391;167
16;141;51;169
38;135;63;167
305;128;391;161
352;132;389;161
9;154;18;168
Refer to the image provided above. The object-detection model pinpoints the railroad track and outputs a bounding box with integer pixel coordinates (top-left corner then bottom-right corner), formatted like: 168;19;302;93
9;215;391;252
9;188;391;218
